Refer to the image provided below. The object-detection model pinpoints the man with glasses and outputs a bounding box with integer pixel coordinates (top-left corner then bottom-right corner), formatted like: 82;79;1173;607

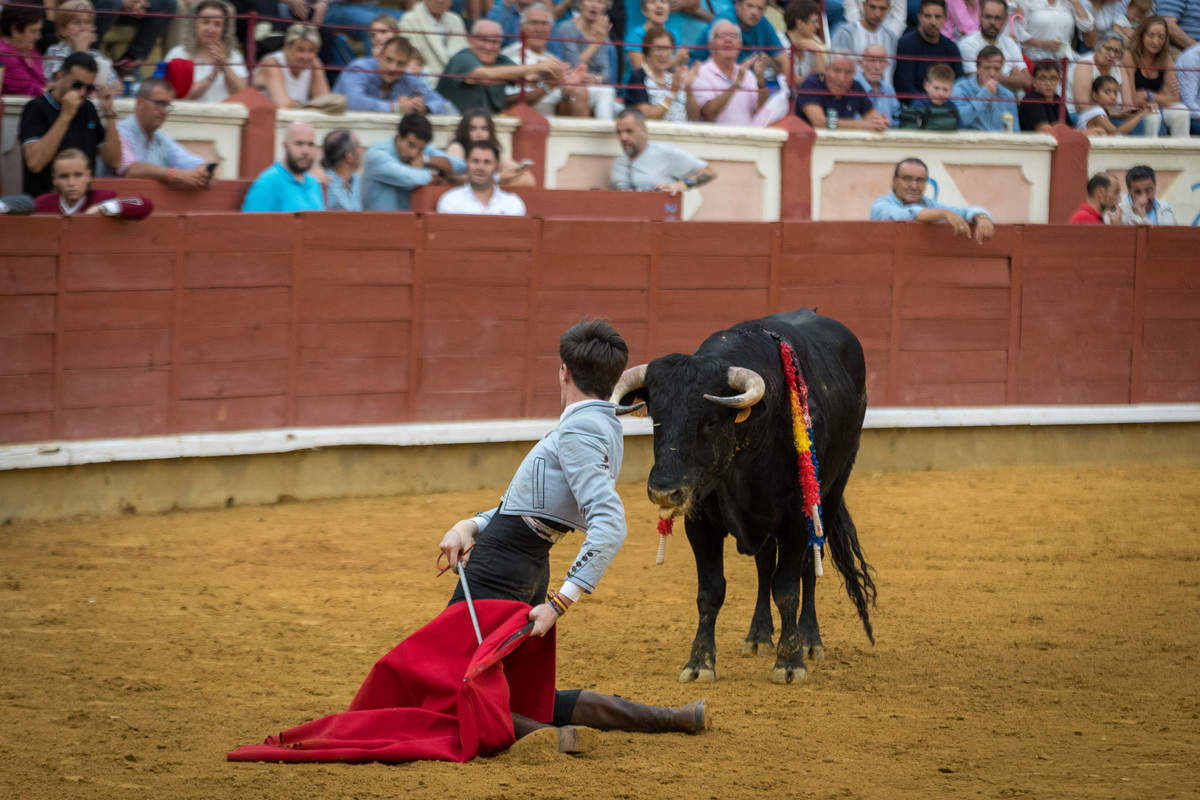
870;157;995;244
437;19;566;114
115;78;214;189
956;0;1029;94
18;51;120;198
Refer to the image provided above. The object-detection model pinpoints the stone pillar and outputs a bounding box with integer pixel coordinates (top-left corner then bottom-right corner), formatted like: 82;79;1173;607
507;104;550;188
224;89;277;180
772;115;816;222
1047;123;1090;224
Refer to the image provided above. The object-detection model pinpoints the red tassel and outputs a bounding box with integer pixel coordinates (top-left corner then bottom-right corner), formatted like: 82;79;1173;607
657;516;674;536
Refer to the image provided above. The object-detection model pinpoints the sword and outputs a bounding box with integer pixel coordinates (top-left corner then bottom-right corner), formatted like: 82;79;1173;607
457;560;484;645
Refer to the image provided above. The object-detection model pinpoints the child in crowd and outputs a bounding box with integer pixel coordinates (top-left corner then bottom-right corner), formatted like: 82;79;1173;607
42;1;117;91
1075;74;1155;135
1114;0;1153;41
1019;59;1070;131
900;63;961;130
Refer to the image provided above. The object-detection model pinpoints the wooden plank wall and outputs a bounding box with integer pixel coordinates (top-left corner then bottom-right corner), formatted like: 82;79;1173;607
1;215;1198;445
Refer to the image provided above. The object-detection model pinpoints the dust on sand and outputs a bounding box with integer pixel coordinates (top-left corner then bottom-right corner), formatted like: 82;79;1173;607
2;464;1199;799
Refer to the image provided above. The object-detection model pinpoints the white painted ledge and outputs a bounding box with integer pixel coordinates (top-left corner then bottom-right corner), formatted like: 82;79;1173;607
1;404;1197;471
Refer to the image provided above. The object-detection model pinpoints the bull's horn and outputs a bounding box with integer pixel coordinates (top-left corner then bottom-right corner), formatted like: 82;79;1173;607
704;367;766;409
610;364;648;416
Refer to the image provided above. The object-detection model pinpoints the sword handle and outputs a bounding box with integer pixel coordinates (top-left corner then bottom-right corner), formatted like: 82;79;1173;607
656;535;667;565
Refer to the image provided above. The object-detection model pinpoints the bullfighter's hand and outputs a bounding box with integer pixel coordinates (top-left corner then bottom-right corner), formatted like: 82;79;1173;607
439;528;470;574
973;215;995;244
527;603;559;637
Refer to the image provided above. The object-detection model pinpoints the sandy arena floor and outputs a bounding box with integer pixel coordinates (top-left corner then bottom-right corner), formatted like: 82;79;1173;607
2;463;1199;799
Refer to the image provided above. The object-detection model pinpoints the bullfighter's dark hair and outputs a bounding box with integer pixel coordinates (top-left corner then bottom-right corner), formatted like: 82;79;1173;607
893;157;928;178
560;319;629;401
397;112;433;143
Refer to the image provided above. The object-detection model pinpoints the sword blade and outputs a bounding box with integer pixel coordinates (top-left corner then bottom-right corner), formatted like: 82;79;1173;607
457;562;484;645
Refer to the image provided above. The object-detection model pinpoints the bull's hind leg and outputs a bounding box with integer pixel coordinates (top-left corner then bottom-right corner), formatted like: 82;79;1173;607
770;529;806;684
680;513;725;684
743;539;777;657
797;541;823;662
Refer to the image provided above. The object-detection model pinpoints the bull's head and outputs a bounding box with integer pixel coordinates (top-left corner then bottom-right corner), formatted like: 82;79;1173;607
611;357;765;517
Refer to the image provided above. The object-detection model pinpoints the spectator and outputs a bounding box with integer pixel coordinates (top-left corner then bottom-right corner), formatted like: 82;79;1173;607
1069;172;1120;223
241;121;325;211
785;0;828;81
831;0;898;83
839;0;907;38
33;147;153;217
399;0;469;79
1122;16;1193;137
610;107;717;191
1114;0;1155;41
796;52;890;130
367;13;401;57
437;20;566;114
362;113;464;211
1012;0;1093;61
871;157;996;243
1072;31;1126;116
489;0;540;46
1178;42;1200;134
116;78;214;188
321;129;363;211
951;46;1019;130
1019;59;1069;131
1;1;46;96
335;35;449;112
321;0;403;58
436;140;528;214
254;24;332;108
1158;0;1200;49
1081;0;1129;50
626;0;685;77
42;1;118;91
1076;74;1157;134
1118;164;1179;224
445;109;536;187
894;0;965;102
692;0;789;77
92;0;175;77
957;0;1030;93
693;19;769;124
164;0;249;103
625;27;701;122
899;62;962;127
501;4;589;117
943;0;980;40
556;0;620;120
858;43;900;126
19;52;120;197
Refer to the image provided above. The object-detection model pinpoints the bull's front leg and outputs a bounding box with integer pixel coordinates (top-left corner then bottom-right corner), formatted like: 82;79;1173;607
743;538;777;657
680;513;725;683
771;529;806;684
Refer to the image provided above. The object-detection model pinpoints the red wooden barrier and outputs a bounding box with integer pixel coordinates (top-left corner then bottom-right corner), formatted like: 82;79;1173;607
410;186;671;220
91;178;252;212
1;215;1198;445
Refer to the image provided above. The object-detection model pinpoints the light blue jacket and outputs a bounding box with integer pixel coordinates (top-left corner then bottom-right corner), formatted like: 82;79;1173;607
870;191;991;223
951;75;1019;132
361;138;465;211
472;400;627;594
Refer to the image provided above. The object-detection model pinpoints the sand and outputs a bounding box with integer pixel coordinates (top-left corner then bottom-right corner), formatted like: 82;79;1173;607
2;463;1199;799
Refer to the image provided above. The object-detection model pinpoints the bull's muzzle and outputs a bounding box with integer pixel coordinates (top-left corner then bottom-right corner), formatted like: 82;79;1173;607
647;484;686;510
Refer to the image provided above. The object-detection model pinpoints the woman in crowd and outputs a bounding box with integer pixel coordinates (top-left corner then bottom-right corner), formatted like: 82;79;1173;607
1013;0;1093;61
164;0;248;102
445;109;537;188
624;0;684;78
943;0;980;41
42;1;116;90
557;0;619;119
321;129;363;211
367;13;401;58
1071;31;1127;113
254;23;331;108
0;2;46;96
784;0;827;82
624;27;700;121
1121;15;1192;137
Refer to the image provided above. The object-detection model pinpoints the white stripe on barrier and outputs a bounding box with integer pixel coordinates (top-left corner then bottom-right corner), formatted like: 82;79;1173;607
1;404;1197;471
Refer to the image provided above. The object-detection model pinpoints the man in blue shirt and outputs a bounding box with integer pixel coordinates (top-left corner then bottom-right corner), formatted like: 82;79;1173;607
893;0;964;102
116;78;212;188
692;0;788;76
795;54;890;131
362;113;466;212
334;36;449;114
241;121;325;212
870;157;995;244
950;46;1018;131
857;43;900;127
1158;0;1200;49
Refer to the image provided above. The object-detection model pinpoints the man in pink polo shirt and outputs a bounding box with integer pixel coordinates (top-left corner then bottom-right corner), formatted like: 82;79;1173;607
692;19;769;126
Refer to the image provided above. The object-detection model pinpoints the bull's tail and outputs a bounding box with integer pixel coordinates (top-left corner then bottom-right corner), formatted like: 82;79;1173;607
826;500;877;645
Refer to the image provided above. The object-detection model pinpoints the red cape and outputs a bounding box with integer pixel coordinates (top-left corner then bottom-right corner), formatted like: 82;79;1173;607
227;600;555;763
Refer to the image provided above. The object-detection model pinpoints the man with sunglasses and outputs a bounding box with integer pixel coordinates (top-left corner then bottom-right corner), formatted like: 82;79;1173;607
116;78;214;189
18;51;120;198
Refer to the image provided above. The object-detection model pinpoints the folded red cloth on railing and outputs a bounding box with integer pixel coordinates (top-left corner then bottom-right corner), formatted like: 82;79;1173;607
226;600;555;764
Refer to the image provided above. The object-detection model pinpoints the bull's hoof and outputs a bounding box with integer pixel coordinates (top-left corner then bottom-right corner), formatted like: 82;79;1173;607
770;665;808;684
741;640;776;657
806;644;824;662
679;667;716;683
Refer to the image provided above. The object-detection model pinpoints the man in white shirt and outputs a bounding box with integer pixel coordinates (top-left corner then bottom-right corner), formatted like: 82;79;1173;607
840;0;907;38
398;0;469;79
437;140;527;215
831;0;898;82
957;0;1030;93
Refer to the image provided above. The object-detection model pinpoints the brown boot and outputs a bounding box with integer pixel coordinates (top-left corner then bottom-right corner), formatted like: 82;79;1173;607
569;691;710;734
510;714;600;755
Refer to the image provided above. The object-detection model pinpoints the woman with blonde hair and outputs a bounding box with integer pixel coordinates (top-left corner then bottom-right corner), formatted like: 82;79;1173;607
254;23;331;108
42;0;117;90
163;0;248;103
1121;15;1192;137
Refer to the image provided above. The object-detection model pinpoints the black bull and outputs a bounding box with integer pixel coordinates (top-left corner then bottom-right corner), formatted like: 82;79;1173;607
612;308;876;683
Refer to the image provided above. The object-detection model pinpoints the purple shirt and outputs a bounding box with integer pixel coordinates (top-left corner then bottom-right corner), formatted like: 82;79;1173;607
0;40;46;96
692;58;760;126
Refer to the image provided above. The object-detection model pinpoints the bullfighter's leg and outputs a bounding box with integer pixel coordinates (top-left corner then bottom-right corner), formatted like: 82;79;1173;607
743;537;777;657
770;523;806;684
680;512;725;683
